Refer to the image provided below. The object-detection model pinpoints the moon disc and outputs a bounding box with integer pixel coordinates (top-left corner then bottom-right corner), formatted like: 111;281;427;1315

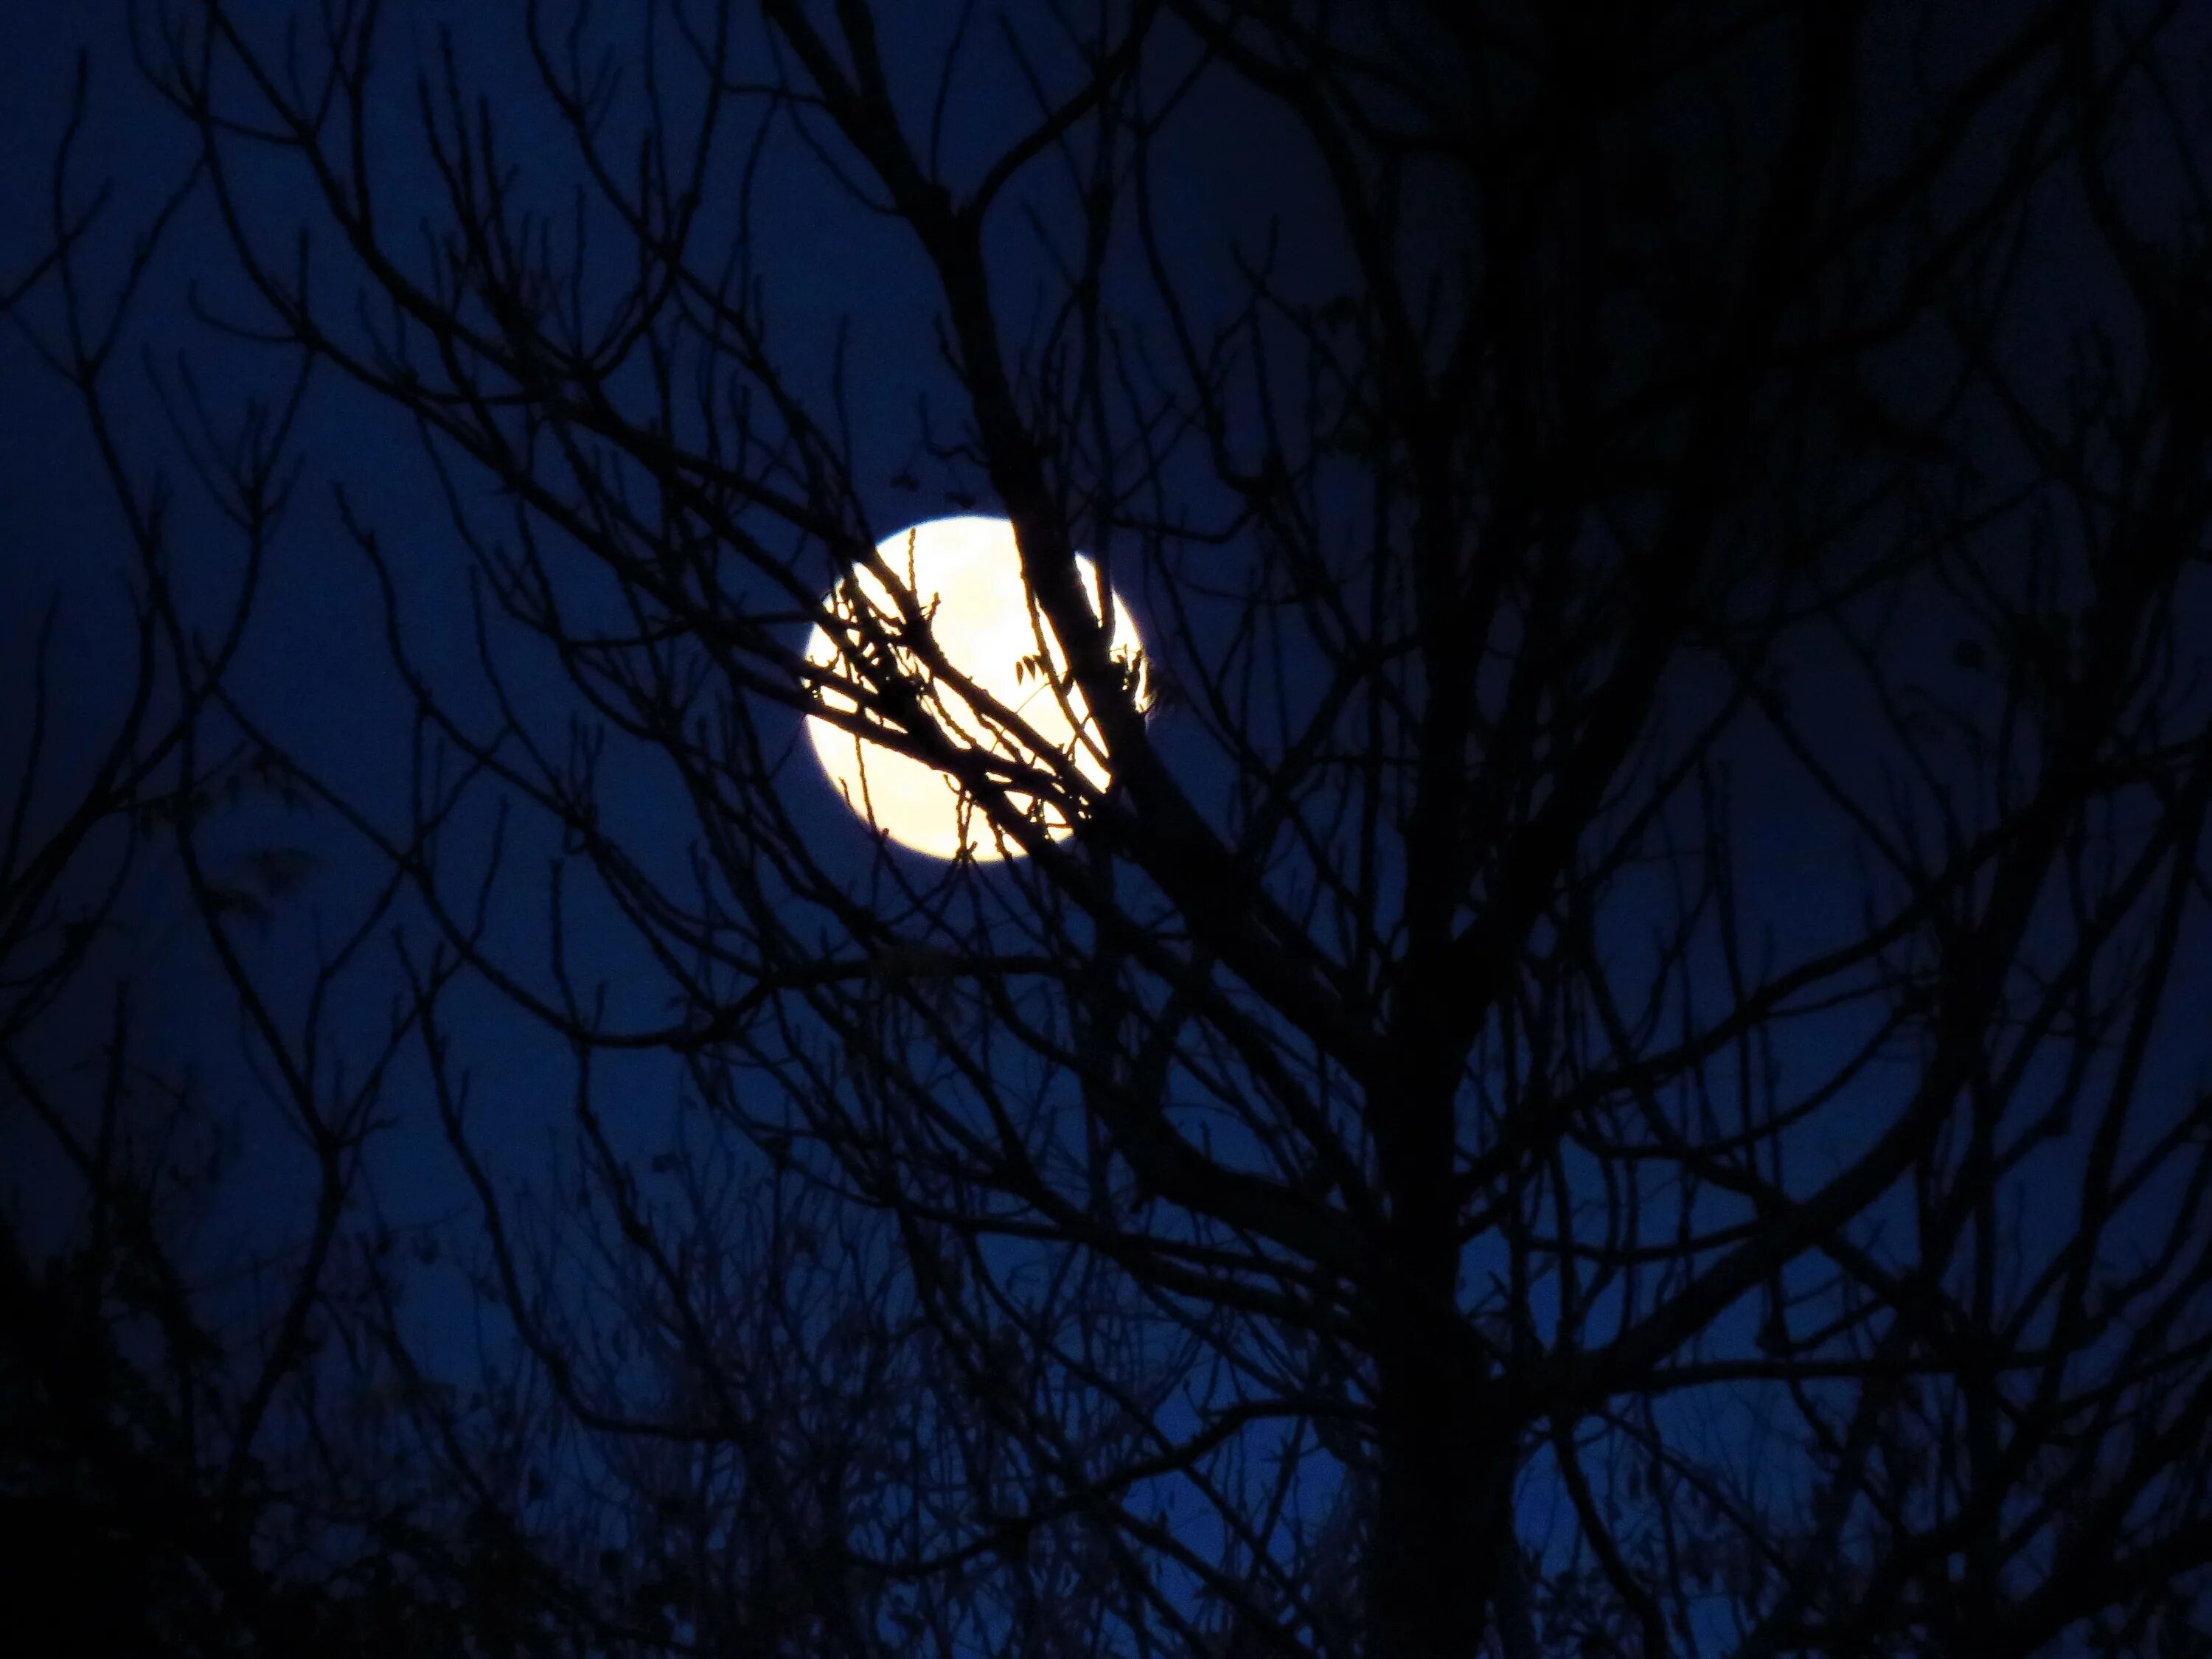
803;515;1147;860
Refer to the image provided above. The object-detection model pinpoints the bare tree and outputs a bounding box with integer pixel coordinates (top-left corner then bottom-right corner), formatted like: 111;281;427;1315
18;0;2212;1653
0;61;468;1654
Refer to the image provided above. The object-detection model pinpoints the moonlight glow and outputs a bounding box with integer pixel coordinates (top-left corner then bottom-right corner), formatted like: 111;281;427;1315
804;516;1150;860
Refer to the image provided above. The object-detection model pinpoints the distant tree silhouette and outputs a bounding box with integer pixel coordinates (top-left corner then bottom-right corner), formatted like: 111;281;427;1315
10;1;2212;1655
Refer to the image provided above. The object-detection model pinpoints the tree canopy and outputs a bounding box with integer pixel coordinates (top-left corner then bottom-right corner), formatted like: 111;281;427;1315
5;2;2212;1655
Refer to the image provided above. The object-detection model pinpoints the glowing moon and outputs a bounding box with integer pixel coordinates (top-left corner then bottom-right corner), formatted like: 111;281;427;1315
804;516;1149;860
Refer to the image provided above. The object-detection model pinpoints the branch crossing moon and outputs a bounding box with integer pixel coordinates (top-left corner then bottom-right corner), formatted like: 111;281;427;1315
804;516;1150;860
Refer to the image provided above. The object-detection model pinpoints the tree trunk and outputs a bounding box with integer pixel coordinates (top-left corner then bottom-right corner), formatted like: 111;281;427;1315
1368;1065;1503;1657
1372;1343;1489;1655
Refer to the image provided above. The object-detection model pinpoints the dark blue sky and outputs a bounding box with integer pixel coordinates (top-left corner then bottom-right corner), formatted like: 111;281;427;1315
7;4;2212;1653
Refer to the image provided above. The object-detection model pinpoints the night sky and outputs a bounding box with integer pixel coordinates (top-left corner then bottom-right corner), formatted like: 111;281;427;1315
0;1;1372;1273
6;4;2212;1656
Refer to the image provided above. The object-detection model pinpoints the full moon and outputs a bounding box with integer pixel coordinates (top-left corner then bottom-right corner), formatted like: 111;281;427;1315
804;516;1150;860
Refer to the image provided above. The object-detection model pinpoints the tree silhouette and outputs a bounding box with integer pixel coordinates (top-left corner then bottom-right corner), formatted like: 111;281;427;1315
9;1;2212;1654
